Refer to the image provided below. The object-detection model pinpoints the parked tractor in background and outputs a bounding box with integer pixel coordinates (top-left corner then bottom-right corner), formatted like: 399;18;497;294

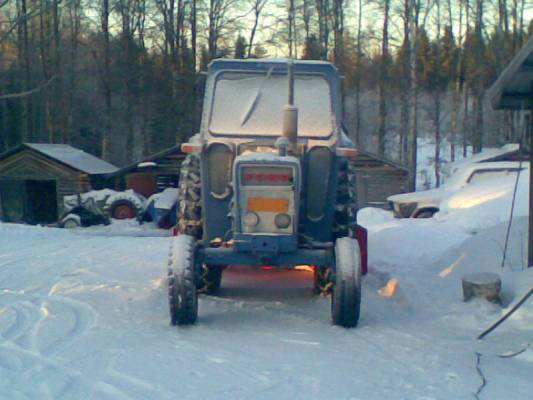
168;59;368;327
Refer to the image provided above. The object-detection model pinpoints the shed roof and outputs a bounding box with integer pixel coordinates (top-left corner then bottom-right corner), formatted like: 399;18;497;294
0;143;118;175
488;35;533;110
353;149;409;173
109;144;184;177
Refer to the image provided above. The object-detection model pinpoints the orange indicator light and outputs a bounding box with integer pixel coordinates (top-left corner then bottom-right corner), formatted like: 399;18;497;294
247;197;289;213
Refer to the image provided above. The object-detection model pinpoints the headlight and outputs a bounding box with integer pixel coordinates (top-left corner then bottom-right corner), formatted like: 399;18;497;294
243;212;260;227
274;213;291;229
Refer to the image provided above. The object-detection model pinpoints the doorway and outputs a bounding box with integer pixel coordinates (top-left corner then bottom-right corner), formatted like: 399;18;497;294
0;179;58;224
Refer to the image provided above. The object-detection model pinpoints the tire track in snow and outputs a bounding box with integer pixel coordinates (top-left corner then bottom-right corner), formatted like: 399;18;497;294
102;352;176;400
0;302;40;345
37;295;98;357
0;344;134;400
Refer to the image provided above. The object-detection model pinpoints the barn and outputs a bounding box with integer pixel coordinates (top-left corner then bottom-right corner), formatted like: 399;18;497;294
110;144;186;198
352;150;409;209
0;143;118;225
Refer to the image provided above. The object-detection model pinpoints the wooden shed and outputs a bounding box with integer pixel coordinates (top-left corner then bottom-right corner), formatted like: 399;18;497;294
0;143;118;224
488;34;533;267
111;144;186;198
352;150;409;209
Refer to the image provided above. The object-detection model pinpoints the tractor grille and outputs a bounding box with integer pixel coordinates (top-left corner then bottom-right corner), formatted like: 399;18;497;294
238;165;297;234
241;166;293;186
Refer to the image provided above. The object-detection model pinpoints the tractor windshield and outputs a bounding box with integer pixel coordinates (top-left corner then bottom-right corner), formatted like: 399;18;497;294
209;72;334;138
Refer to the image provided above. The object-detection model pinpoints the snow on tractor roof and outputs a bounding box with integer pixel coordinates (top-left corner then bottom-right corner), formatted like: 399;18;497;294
24;143;118;175
209;58;336;69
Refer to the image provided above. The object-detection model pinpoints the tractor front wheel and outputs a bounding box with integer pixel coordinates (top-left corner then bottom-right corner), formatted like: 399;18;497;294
331;237;362;328
168;235;198;325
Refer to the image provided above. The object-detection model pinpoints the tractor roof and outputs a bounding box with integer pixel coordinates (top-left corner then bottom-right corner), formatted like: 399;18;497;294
208;58;339;77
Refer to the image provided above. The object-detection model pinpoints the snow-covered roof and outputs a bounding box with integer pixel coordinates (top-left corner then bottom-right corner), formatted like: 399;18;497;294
10;143;118;175
210;58;333;67
444;143;520;176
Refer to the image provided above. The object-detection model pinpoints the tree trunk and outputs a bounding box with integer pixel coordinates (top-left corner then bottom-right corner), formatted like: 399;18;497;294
53;0;66;143
39;0;53;143
435;92;441;187
288;0;295;57
354;0;363;146
101;0;112;160
400;0;411;164
67;0;81;145
463;86;469;157
408;0;421;192
20;0;32;142
378;0;390;156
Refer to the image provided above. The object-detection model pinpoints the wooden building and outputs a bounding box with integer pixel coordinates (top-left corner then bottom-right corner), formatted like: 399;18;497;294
488;34;533;267
0;143;118;224
352;150;409;209
110;144;186;198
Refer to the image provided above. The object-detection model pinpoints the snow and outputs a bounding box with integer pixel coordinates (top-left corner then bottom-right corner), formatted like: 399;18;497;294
436;164;529;233
25;143;118;175
415;137;473;190
1;165;533;399
153;188;179;210
104;190;147;213
445;143;520;177
415;139;519;191
64;189;118;211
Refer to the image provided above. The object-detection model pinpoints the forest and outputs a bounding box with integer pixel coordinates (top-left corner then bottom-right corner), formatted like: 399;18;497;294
0;0;531;188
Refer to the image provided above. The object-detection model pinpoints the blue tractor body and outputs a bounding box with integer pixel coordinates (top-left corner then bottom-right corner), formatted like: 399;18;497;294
168;59;366;327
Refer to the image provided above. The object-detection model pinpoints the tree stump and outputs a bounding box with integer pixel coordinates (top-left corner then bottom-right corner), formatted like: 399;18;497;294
462;273;502;303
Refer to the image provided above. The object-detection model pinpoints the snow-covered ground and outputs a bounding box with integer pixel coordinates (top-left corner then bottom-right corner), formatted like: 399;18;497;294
1;194;532;399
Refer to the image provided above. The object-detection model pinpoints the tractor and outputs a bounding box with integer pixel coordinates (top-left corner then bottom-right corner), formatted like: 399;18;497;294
168;59;368;327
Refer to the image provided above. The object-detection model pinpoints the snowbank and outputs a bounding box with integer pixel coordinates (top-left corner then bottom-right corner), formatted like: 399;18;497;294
153;188;179;210
64;188;117;211
436;165;529;232
359;207;470;270
415;139;518;190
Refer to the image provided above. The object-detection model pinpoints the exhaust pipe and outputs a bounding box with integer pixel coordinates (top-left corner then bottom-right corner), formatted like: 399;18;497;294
283;60;298;154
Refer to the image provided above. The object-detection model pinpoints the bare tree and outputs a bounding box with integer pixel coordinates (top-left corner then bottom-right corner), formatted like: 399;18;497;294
207;0;240;60
315;0;330;60
332;0;344;70
18;0;33;142
399;0;412;164
248;0;268;58
354;0;364;146
288;0;296;57
378;0;390;156
100;0;112;160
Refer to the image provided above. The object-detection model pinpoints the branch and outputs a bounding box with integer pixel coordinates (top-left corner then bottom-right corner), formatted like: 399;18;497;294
0;7;41;45
478;288;533;340
0;76;57;100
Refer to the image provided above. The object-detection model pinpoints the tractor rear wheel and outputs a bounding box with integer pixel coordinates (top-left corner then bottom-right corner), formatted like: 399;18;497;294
177;154;203;238
168;235;198;325
177;154;225;293
333;161;357;238
313;267;332;295
331;237;362;328
198;264;223;294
